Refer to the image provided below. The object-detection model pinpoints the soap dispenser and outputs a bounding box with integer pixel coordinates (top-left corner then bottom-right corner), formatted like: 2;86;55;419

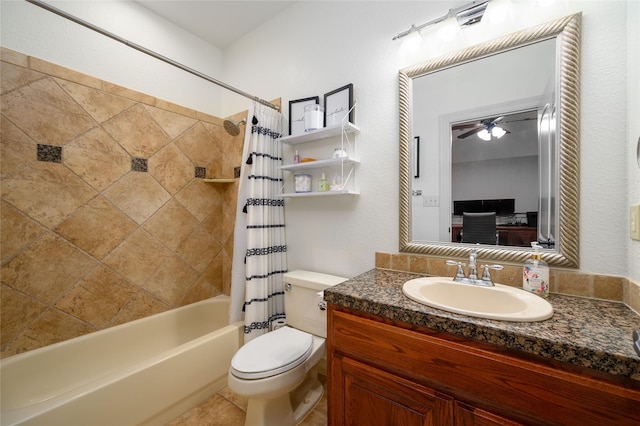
523;242;549;298
318;173;330;192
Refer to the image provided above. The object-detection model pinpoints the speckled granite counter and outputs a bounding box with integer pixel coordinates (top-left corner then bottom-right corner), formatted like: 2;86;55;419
324;269;640;381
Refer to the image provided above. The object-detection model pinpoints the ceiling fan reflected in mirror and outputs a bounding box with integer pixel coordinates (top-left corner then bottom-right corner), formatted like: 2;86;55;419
455;116;508;140
453;111;537;141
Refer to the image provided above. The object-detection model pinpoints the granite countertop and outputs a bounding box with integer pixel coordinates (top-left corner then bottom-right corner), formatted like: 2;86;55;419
324;268;640;381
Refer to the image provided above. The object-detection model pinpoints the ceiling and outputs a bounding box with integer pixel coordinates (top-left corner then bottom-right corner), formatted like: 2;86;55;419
135;1;296;49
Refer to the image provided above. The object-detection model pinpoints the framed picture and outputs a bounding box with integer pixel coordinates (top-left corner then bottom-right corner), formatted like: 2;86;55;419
289;96;319;136
324;84;354;127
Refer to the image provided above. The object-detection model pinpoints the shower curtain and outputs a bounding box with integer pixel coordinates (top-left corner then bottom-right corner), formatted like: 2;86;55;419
230;102;287;343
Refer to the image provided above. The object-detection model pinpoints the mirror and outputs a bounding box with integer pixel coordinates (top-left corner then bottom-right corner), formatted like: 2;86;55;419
399;14;581;268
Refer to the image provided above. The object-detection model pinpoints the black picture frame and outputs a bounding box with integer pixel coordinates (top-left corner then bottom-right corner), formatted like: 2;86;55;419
288;96;319;136
324;84;354;127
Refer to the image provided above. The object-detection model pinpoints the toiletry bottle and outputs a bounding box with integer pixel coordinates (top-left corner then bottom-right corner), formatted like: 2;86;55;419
294;150;300;164
318;173;330;192
523;242;549;298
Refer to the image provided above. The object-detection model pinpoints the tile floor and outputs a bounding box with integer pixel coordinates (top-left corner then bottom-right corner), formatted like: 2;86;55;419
166;378;327;426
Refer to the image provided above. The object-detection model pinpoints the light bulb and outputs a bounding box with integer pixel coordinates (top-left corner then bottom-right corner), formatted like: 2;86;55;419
402;29;423;53
538;0;556;7
492;126;506;138
485;0;512;25
438;17;460;42
478;129;491;141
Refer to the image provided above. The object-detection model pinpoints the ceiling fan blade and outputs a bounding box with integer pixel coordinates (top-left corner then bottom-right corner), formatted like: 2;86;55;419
457;127;484;139
452;123;481;130
504;117;536;123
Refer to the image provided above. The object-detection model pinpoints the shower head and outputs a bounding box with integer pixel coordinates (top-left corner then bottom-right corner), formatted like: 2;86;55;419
223;118;246;136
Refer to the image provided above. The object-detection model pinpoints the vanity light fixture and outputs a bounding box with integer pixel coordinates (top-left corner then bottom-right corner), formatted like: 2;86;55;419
392;0;490;42
401;25;423;53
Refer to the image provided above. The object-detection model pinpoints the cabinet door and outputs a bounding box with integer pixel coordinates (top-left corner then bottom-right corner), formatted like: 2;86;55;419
454;401;522;426
338;355;453;426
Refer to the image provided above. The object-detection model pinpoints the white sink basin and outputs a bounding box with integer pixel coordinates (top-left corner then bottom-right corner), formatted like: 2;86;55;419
402;277;553;322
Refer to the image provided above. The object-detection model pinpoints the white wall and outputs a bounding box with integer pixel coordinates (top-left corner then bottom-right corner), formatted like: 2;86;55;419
0;0;225;116
224;0;633;278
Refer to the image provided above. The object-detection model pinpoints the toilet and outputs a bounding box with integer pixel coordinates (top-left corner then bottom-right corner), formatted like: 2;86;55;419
228;270;347;426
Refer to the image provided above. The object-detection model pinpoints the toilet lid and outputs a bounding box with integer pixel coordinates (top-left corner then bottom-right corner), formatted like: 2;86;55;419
230;326;313;380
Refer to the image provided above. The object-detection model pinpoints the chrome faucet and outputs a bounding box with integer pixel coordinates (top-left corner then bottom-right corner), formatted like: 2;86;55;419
468;250;478;280
446;249;503;287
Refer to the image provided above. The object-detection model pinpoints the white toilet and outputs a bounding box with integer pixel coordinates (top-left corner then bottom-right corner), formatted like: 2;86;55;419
228;270;347;426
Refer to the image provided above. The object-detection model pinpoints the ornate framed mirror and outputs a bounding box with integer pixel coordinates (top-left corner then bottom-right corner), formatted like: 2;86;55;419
399;13;581;268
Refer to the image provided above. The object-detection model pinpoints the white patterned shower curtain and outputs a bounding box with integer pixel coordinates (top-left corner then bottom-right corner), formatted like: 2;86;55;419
230;102;287;343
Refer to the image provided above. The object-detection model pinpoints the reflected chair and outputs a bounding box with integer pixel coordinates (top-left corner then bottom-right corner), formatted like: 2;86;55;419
461;212;498;245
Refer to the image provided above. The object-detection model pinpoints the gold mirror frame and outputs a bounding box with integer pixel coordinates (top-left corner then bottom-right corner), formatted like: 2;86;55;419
399;13;581;268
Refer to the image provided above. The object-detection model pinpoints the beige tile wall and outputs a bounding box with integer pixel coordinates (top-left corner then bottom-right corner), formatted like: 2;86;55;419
375;252;640;314
0;47;262;357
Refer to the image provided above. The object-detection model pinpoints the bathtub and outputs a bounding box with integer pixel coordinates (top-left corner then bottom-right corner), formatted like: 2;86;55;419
1;295;243;426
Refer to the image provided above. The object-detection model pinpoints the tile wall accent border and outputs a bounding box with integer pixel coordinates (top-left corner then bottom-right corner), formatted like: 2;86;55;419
37;144;62;163
375;252;640;314
195;167;206;179
131;157;148;172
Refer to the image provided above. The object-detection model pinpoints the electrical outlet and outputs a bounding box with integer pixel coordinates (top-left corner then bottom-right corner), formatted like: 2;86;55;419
423;195;439;207
631;205;640;241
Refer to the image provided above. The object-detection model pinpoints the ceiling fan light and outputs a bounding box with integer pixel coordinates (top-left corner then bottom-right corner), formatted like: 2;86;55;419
478;129;491;141
492;126;507;138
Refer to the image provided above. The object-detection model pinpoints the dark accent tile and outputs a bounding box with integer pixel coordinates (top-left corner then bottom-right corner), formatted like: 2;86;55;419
37;144;62;163
195;167;206;179
131;157;147;172
234;166;241;179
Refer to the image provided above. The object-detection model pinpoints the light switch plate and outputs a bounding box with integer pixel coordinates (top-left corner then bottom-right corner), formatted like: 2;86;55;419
423;195;439;207
631;205;640;241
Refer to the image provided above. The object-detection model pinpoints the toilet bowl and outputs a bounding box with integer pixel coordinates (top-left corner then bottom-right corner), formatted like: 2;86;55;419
228;270;347;426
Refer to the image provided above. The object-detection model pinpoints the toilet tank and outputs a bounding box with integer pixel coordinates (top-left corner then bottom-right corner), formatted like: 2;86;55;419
283;270;348;338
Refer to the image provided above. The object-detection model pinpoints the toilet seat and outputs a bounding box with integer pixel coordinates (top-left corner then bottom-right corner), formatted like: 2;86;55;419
230;326;313;380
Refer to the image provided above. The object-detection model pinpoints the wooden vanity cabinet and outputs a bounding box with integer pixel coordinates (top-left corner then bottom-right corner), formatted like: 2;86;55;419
327;306;640;426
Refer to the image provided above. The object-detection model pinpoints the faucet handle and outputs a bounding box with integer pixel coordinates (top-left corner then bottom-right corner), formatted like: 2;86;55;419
480;264;504;284
446;260;466;279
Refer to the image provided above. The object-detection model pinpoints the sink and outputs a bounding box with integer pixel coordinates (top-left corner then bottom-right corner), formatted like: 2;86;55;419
402;277;553;322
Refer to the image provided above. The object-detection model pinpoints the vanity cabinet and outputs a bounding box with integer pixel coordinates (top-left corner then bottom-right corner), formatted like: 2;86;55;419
327;306;640;425
279;122;360;197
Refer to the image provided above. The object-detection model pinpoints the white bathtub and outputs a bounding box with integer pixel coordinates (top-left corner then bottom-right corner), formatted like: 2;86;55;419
1;295;243;426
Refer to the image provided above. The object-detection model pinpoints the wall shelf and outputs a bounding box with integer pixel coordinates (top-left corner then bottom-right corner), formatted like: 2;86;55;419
280;157;360;171
279;104;360;198
279;122;360;145
282;189;360;198
202;178;236;183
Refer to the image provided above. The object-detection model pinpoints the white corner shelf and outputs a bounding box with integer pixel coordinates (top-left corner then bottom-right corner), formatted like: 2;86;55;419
280;157;360;171
279;107;360;198
279;122;360;145
282;189;360;198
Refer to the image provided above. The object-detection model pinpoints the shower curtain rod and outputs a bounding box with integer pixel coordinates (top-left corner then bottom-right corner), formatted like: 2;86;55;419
25;0;280;111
